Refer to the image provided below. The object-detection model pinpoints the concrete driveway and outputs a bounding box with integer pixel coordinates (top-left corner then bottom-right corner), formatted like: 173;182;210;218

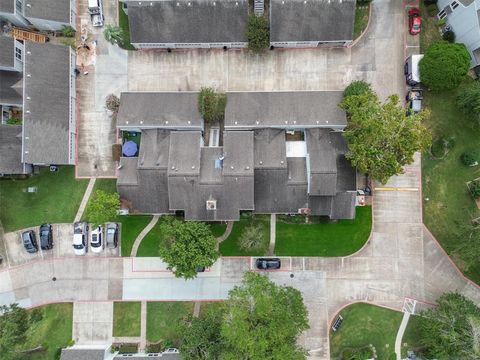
127;0;405;100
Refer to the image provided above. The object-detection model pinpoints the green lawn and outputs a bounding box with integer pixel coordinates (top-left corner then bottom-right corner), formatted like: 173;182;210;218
146;302;194;345
275;206;372;256
330;302;402;360
219;213;270;256
353;3;370;40
113;302;141;337
401;314;424;357
118;2;135;50
21;303;73;360
0;166;88;232
209;222;227;238
418;2;480;283
79;179;152;257
136;218;168;257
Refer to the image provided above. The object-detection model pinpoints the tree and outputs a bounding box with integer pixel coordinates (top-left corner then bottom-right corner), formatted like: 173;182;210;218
198;87;227;123
419;41;471;91
159;220;219;279
180;305;224;359
457;82;480;123
417;292;480;359
0;304;30;360
340;91;431;184
103;24;124;45
85;190;120;227
343;80;373;98
246;15;270;53
220;272;309;359
239;223;265;251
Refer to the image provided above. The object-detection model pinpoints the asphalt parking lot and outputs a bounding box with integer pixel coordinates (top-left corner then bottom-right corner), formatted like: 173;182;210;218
4;224;120;266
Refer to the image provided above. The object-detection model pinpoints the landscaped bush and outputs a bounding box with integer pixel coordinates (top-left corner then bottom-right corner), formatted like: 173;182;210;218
460;151;479;166
442;30;455;43
431;136;455;158
6;117;21;125
246;15;270;53
105;94;120;114
343;80;373;98
426;4;438;16
61;25;76;37
419;41;471;91
469;180;480;199
103;24;125;45
423;0;437;5
198;87;227;123
239;223;265;251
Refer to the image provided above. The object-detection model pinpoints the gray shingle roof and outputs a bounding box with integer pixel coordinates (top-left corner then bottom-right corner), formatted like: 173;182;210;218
0;36;14;69
126;0;248;44
60;349;106;360
117;92;202;129
0;70;23;106
270;0;356;42
137;129;171;169
225;91;347;129
0;125;24;174
330;191;356;219
23;42;72;165
306;129;337;196
168;131;202;176
254;129;287;169
0;0;14;13
24;0;71;23
200;147;223;184
223;131;254;176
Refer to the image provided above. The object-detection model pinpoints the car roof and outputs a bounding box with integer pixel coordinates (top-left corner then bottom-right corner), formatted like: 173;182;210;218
73;233;84;244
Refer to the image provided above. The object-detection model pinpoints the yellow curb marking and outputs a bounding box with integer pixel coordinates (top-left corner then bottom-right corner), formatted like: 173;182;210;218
375;187;419;192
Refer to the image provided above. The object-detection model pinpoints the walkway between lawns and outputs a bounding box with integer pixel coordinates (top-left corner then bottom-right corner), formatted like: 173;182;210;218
74;177;96;222
395;312;410;360
216;221;234;242
130;215;160;257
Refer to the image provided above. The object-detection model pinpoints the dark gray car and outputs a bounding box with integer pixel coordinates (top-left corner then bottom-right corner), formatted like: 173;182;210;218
105;222;118;249
22;230;38;253
255;258;281;270
39;223;53;250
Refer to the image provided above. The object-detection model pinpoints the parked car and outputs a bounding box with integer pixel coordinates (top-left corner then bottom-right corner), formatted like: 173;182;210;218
406;89;423;114
404;54;424;86
255;258;281;270
408;8;421;35
105;222;118;249
22;230;38;254
90;226;104;253
39;223;53;250
73;222;88;256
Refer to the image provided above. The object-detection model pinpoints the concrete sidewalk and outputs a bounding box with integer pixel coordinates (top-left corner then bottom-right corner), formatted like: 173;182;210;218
74;178;96;222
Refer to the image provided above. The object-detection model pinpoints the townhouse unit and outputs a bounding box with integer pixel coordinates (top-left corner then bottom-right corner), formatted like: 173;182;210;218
123;0;355;50
116;91;357;221
0;0;77;31
0;36;77;175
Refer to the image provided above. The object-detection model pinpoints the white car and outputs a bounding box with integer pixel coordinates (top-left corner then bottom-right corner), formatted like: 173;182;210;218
73;222;88;256
90;226;104;253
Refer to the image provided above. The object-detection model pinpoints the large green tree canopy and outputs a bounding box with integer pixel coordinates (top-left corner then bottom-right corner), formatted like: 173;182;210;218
419;41;471;91
159;219;219;279
220;272;309;359
340;90;431;184
85;190;120;227
418;292;480;359
0;304;30;360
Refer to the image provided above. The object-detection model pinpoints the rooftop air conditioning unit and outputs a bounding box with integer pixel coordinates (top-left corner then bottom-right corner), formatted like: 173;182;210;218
206;200;217;210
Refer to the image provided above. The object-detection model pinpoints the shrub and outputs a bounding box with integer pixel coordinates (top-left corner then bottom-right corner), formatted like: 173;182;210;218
198;87;227;123
105;94;120;113
436;18;447;27
456;82;480;122
431;136;455;158
239;224;265;251
61;25;76;37
423;0;437;4
246;15;269;53
427;4;438;16
103;24;124;45
29;308;44;323
470;180;480;199
442;30;455;43
461;151;479;166
419;41;471;91
343;80;373;98
6;117;21;125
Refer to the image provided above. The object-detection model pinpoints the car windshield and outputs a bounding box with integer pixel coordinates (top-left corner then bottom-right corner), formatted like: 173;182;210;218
107;228;115;234
41;230;48;237
73;244;84;250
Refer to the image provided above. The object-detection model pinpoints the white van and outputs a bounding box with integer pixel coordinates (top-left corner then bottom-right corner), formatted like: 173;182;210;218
404;54;424;86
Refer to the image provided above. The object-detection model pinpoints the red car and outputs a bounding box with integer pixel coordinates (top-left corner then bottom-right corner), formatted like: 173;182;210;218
408;8;422;35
